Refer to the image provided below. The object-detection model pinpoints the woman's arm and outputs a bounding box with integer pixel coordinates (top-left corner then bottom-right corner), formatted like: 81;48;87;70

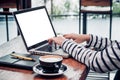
48;34;120;73
62;38;120;73
63;33;113;50
86;35;113;50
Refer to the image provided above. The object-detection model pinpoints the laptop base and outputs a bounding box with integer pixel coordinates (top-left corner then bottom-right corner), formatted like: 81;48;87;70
29;49;69;58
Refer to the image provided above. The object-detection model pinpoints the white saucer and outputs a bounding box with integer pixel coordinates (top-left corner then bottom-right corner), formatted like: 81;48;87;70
33;64;67;76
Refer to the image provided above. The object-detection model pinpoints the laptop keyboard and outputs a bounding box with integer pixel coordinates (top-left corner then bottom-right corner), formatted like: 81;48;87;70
36;44;57;52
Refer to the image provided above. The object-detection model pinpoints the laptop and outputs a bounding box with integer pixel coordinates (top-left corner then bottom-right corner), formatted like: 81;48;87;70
13;6;69;58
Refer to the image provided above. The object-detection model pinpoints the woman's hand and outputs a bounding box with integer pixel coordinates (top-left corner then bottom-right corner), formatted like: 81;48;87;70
48;33;90;46
63;33;90;43
48;36;66;46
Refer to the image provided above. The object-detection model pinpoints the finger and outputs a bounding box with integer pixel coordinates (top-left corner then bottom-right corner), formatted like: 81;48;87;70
63;34;71;39
48;38;53;44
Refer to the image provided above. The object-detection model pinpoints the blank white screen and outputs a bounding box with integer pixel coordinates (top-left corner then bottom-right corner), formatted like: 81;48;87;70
16;8;55;47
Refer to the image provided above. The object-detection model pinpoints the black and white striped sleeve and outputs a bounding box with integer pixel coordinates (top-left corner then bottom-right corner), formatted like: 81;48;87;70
86;35;112;50
61;36;120;73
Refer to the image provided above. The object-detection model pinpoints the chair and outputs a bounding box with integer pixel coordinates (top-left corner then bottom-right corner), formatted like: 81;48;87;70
0;0;22;41
0;0;31;41
79;0;112;39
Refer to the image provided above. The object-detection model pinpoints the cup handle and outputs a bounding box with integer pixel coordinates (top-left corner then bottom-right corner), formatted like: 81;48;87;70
54;63;59;68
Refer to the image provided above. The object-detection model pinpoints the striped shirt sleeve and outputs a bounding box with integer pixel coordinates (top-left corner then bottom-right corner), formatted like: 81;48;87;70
61;35;120;73
86;35;112;50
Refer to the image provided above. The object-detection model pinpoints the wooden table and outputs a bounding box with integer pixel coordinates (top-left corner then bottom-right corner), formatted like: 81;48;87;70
0;36;89;80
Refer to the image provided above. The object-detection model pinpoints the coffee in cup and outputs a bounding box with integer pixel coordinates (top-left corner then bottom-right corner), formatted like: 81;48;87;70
39;55;63;73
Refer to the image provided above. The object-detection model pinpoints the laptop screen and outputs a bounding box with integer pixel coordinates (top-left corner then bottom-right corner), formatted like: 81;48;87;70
13;6;56;49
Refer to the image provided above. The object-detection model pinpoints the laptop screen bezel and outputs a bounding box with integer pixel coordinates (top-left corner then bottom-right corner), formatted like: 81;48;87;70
13;6;57;51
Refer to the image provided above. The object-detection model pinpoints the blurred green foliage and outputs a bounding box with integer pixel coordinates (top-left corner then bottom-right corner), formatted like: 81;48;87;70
113;2;120;14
